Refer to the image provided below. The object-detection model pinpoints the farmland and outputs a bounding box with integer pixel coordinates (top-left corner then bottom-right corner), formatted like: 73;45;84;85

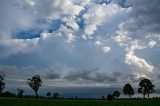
0;98;160;106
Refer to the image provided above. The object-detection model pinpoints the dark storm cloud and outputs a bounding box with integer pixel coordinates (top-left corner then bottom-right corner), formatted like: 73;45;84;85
64;69;149;83
126;0;160;35
0;65;17;74
42;69;61;79
157;75;160;79
112;71;123;77
20;66;36;72
63;69;122;82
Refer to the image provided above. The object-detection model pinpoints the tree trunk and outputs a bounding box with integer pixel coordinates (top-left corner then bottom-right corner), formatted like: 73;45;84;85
35;91;38;99
147;93;149;99
129;94;131;98
143;93;145;99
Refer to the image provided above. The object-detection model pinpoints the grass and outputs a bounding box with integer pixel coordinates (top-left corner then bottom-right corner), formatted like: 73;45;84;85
0;98;160;106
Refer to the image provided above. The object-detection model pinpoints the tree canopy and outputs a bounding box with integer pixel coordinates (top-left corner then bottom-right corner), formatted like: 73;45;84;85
138;78;154;98
123;83;134;98
112;91;120;99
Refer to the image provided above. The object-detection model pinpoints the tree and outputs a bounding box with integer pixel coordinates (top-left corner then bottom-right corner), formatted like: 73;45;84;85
46;92;51;98
138;78;154;98
112;91;120;99
123;84;134;98
0;91;16;97
0;74;5;93
53;92;59;99
27;75;42;99
101;96;105;100
17;88;24;98
107;94;113;100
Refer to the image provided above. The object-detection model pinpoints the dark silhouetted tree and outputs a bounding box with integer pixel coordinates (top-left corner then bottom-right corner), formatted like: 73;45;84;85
123;84;134;98
138;78;154;98
107;94;113;100
17;88;24;98
46;92;51;98
27;75;42;99
0;74;5;93
0;91;16;97
53;92;59;99
112;91;120;99
101;96;105;100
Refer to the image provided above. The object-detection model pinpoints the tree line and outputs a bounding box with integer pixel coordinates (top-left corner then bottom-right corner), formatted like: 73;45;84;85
0;74;156;99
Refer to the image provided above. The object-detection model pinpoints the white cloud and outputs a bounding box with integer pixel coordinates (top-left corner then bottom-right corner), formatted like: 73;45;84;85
114;22;155;73
81;35;88;40
125;53;153;73
148;40;156;48
0;37;39;57
83;3;125;38
35;0;84;20
78;0;91;6
55;25;77;43
26;0;35;7
102;46;111;54
66;33;76;43
0;0;85;57
40;32;49;39
95;41;102;46
132;72;149;81
62;16;79;31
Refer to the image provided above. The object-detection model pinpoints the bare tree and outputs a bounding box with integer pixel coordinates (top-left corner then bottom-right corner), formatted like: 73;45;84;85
27;75;42;99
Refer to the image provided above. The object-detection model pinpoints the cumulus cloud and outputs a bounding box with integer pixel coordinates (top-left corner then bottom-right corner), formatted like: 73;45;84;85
0;0;130;58
125;53;154;72
115;0;160;42
40;32;50;39
0;37;39;57
66;33;76;43
26;0;35;7
34;0;84;19
114;22;155;73
101;46;111;54
83;2;126;38
0;0;40;57
62;16;79;31
0;0;85;57
95;40;102;46
148;40;156;48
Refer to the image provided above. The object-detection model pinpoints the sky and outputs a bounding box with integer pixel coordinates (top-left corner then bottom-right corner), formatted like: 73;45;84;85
0;0;160;98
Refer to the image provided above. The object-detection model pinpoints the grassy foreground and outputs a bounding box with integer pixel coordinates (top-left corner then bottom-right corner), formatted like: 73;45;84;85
0;98;160;106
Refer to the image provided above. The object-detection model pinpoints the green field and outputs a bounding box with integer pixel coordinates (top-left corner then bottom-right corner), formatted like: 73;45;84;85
0;98;160;106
